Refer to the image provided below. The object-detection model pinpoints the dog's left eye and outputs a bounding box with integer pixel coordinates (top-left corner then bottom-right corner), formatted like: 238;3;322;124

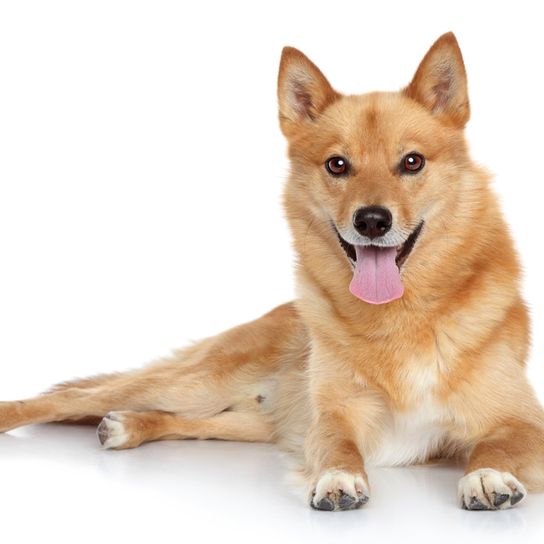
401;153;425;174
325;156;350;177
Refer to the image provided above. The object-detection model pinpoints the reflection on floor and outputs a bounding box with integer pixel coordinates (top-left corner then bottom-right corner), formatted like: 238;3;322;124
1;423;543;543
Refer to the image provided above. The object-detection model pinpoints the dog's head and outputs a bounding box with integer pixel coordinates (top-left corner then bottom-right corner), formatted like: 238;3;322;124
278;33;482;305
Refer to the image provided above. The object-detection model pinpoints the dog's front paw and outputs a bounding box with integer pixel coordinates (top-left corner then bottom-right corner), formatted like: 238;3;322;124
458;468;526;510
310;469;369;511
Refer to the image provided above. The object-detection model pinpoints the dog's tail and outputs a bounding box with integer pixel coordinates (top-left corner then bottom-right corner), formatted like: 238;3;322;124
42;373;127;424
44;372;125;394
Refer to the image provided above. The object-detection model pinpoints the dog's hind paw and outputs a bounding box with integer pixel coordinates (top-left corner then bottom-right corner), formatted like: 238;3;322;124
310;469;369;511
458;468;526;510
97;412;131;449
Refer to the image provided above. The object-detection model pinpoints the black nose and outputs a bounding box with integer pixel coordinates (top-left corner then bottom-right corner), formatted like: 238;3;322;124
353;206;393;239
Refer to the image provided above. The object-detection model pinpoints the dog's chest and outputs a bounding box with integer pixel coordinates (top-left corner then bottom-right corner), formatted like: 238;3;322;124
365;360;450;467
365;401;449;467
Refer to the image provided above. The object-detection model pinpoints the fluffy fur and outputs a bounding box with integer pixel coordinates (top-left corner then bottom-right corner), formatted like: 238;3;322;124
1;33;543;512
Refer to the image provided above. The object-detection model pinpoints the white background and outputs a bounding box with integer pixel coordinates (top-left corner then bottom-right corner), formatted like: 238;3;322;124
1;1;543;542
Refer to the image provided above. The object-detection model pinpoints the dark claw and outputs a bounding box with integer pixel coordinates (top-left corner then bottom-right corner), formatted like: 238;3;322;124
510;491;524;506
466;496;490;510
314;497;335;511
96;421;108;445
358;494;370;506
493;493;510;507
338;492;356;509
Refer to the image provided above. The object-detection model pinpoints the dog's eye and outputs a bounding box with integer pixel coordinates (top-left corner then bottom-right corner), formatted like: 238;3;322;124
401;153;425;174
325;156;350;177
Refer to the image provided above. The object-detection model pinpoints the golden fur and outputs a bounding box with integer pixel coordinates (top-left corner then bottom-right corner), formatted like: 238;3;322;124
1;33;543;511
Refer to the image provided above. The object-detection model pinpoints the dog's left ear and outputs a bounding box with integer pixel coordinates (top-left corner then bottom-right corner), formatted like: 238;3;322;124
404;32;470;128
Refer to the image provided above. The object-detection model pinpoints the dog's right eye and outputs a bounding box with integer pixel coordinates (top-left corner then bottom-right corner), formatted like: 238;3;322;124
325;156;350;177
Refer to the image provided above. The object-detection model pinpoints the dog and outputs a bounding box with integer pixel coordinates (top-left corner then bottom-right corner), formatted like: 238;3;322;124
1;32;543;512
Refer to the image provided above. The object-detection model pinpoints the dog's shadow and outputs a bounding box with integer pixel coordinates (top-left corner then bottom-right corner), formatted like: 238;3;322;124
0;422;287;497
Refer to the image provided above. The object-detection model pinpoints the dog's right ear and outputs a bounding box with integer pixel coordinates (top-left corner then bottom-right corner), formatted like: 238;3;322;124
277;47;340;137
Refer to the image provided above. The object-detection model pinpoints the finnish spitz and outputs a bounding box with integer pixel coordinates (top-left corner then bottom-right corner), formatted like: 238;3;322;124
2;32;544;512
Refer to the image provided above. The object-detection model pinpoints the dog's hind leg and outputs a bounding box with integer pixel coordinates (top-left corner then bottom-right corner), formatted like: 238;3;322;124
0;302;306;435
0;381;149;432
96;409;274;450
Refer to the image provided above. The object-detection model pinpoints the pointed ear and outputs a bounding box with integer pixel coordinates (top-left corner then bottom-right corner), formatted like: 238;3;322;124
277;47;340;136
404;32;470;128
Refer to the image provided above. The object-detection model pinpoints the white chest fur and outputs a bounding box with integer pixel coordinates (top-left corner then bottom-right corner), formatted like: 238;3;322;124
365;360;450;467
365;401;449;467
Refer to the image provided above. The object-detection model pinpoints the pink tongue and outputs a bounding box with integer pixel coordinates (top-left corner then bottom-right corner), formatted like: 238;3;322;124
349;246;404;304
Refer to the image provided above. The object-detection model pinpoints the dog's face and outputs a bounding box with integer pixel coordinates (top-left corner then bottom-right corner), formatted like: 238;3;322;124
278;33;474;305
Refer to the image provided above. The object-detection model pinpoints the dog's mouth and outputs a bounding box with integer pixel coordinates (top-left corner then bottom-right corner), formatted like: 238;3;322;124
334;221;424;305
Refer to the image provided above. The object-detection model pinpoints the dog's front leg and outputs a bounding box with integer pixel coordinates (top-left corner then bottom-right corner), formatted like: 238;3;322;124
306;409;369;511
305;357;386;511
459;419;544;510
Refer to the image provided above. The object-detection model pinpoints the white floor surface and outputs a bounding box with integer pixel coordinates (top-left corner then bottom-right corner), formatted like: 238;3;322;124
1;423;543;544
